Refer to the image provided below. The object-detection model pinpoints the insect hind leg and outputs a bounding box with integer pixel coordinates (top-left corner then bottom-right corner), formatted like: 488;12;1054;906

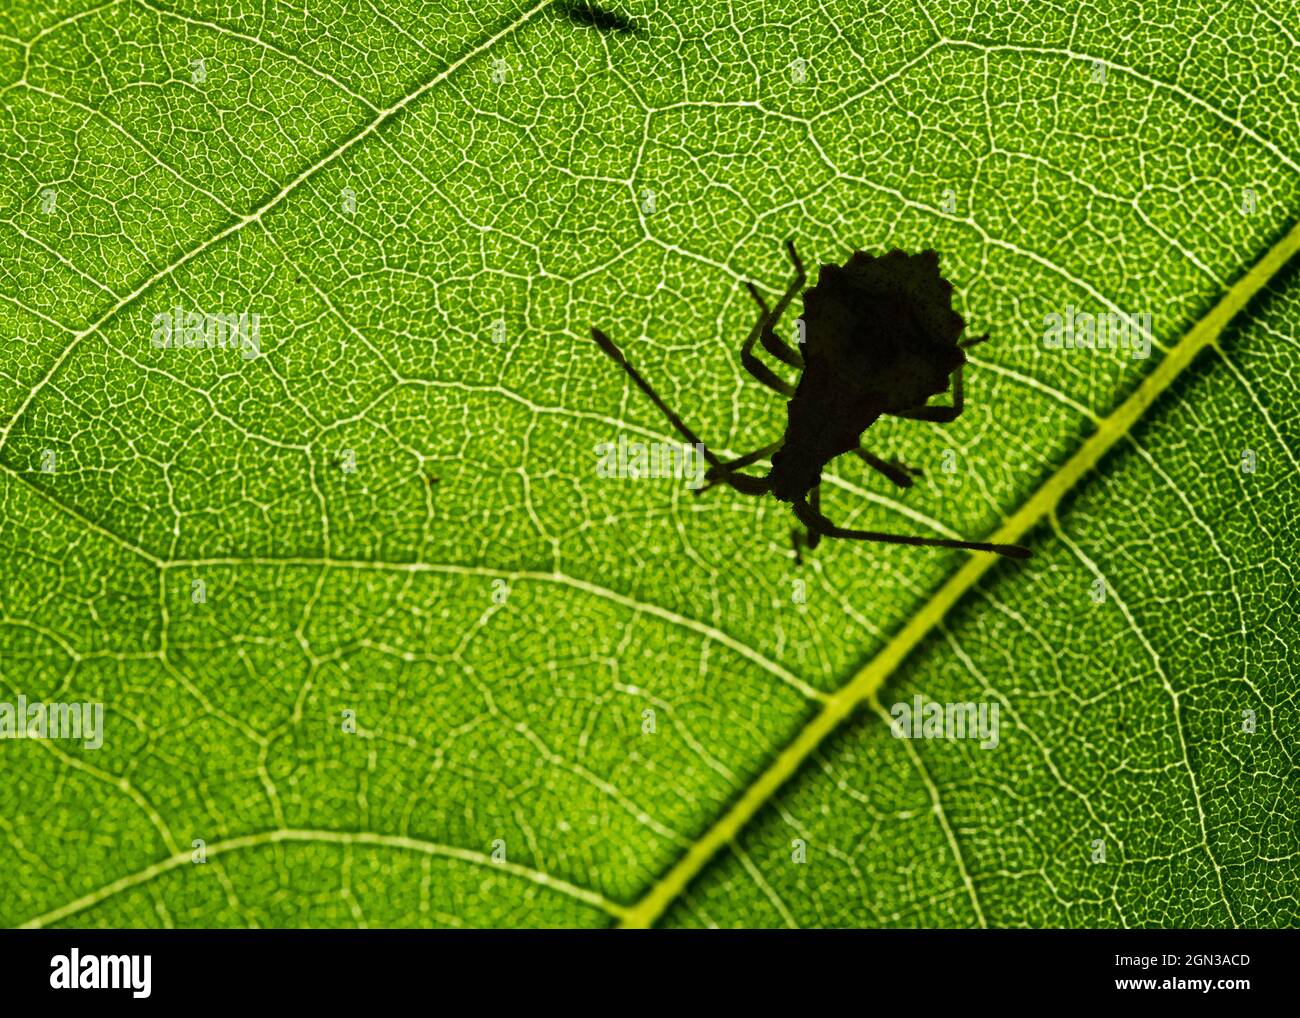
894;356;976;424
739;239;808;393
740;289;797;397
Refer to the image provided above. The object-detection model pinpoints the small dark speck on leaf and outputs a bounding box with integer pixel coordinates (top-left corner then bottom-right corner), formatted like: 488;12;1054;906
555;0;644;36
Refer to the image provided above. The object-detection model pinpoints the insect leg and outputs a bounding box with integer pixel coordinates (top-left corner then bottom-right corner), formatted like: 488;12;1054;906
591;327;772;496
893;358;972;423
853;448;923;488
740;286;797;396
790;483;822;563
696;440;783;493
746;288;805;373
759;314;804;370
746;240;806;319
739;238;809;391
755;240;807;368
708;442;782;476
781;238;807;294
792;496;1031;559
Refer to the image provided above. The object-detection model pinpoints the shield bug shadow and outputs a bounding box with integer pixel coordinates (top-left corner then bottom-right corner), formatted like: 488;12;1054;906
591;242;1031;562
554;0;644;36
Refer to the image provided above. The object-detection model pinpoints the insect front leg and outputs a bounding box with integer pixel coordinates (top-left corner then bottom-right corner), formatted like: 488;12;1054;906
759;308;804;370
749;246;807;368
696;441;783;494
790;484;823;564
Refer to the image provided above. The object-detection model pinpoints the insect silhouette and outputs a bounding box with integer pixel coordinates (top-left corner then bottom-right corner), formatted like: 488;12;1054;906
591;241;1032;561
555;0;644;35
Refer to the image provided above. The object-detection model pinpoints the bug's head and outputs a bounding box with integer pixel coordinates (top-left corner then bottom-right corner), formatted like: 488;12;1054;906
800;249;971;414
768;442;824;503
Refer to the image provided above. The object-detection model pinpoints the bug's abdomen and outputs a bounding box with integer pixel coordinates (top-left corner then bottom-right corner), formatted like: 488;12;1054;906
768;248;974;503
798;249;968;411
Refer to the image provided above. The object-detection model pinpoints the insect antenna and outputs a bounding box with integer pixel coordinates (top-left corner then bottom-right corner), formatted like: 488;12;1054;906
591;328;771;496
793;497;1031;559
591;328;721;466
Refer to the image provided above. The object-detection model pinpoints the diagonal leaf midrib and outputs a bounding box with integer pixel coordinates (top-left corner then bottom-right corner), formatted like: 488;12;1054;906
617;215;1300;929
3;0;1297;929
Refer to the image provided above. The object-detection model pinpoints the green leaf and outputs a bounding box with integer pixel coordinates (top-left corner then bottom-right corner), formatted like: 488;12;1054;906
0;0;1295;928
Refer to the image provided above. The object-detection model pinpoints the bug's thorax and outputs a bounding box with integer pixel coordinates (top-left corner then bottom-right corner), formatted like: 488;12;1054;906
767;385;885;503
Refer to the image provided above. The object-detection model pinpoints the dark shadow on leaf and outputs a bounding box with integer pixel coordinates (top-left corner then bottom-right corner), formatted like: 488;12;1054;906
553;0;645;36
